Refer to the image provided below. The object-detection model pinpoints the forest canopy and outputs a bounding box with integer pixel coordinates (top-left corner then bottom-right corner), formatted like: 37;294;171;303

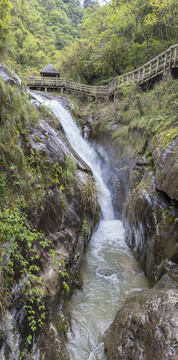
59;0;178;84
0;0;177;83
0;0;83;78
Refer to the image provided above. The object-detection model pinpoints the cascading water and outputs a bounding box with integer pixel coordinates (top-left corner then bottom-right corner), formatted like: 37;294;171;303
31;92;114;221
31;92;148;360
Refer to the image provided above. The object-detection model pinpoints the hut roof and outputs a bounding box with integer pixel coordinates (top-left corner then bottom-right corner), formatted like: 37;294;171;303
40;64;59;74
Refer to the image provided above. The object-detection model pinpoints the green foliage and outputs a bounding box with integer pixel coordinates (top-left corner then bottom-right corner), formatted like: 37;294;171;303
61;0;178;84
0;83;75;354
0;0;83;79
1;0;177;83
0;173;7;205
0;81;78;210
80;216;90;235
81;175;98;214
39;104;52;118
49;248;70;293
0;80;40;205
0;199;69;356
0;0;12;58
62;155;77;194
111;78;178;154
0;200;47;334
1;0;177;84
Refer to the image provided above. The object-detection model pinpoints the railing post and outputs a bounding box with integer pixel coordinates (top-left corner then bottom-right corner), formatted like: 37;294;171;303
156;57;159;75
149;62;152;78
173;46;177;67
164;51;168;70
169;48;172;67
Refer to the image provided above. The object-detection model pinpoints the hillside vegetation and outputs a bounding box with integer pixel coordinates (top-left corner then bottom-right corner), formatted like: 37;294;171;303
0;0;177;83
0;0;177;357
0;77;99;357
60;0;178;84
0;0;83;79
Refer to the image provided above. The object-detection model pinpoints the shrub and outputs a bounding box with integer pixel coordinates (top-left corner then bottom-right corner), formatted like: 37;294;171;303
81;175;98;214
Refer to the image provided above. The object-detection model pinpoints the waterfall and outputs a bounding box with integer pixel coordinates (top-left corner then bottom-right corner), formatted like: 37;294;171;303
31;92;114;221
30;92;148;360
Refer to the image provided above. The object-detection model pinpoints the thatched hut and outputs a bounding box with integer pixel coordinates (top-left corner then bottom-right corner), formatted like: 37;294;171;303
40;64;60;78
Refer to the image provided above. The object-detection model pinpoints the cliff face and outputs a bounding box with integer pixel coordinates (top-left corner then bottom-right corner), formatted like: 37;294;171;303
80;77;178;360
103;135;178;360
0;69;98;359
24;114;97;359
124;136;178;283
84;78;178;283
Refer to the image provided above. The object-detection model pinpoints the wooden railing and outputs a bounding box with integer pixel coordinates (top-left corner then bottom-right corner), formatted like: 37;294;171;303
27;44;178;97
108;44;178;95
27;77;67;87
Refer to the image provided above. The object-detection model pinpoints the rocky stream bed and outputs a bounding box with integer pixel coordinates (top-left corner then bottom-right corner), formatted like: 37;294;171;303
0;64;177;360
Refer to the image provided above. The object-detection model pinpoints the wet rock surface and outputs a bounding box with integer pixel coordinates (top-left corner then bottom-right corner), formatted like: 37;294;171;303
26;126;96;358
94;131;178;282
124;138;178;282
29;119;92;172
103;272;178;360
153;139;178;202
91;120;178;360
124;176;178;282
31;90;74;112
0;63;22;87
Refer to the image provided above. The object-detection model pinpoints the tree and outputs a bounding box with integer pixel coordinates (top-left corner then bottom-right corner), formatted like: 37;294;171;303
83;0;98;9
0;0;11;59
61;0;178;84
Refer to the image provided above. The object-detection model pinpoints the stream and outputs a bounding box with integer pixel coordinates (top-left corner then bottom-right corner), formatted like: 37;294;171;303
31;92;148;360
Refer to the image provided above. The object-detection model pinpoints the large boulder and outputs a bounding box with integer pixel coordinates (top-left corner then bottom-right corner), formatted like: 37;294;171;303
124;176;178;282
153;139;178;202
103;269;178;360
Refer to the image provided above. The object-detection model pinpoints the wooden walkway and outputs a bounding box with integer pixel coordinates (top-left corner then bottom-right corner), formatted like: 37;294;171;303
27;44;178;97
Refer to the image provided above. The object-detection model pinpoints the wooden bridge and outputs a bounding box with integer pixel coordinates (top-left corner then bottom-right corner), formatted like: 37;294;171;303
27;44;178;97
